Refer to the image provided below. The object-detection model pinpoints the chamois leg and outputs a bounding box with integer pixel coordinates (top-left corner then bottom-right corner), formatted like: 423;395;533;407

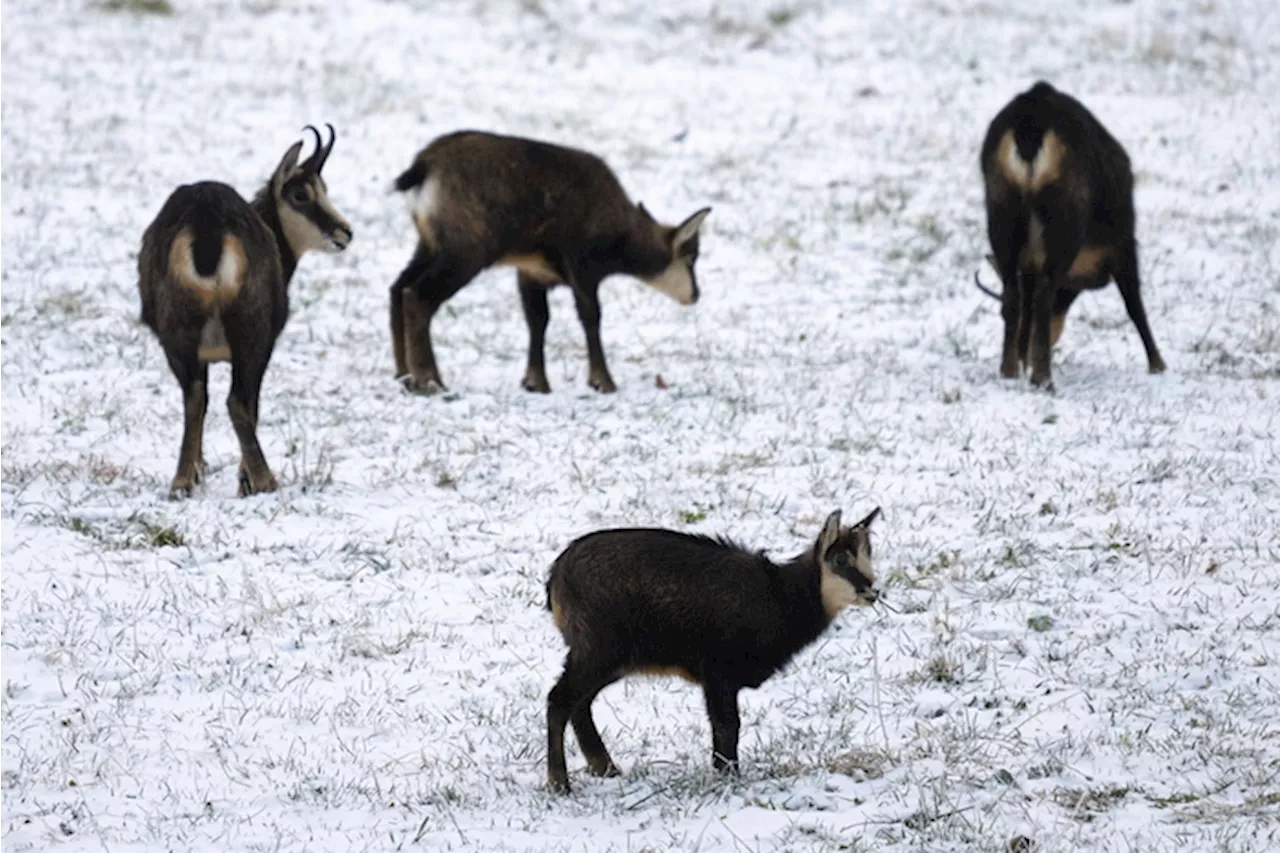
226;344;278;496
548;655;621;793
389;243;432;379
987;206;1027;379
1033;198;1085;389
164;341;208;499
1050;287;1081;349
518;273;552;393
702;677;742;774
571;281;615;393
1113;239;1166;374
570;681;623;778
1016;270;1036;368
401;265;480;395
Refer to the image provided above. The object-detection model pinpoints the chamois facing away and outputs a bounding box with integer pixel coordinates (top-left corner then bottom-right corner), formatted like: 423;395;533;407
389;131;711;394
138;125;352;498
979;81;1165;389
545;508;882;793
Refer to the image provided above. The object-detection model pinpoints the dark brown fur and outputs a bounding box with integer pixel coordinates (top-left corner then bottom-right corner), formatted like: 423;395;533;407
389;131;711;394
545;508;881;793
138;127;352;498
980;81;1165;389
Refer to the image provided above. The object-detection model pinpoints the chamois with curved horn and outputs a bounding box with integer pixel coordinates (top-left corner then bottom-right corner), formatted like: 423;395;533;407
138;125;352;498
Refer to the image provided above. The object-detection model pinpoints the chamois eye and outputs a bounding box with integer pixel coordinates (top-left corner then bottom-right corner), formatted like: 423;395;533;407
289;187;309;204
833;552;849;568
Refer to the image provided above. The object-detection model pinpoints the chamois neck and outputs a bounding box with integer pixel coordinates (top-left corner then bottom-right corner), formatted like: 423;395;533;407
778;547;837;633
252;184;299;285
618;215;671;279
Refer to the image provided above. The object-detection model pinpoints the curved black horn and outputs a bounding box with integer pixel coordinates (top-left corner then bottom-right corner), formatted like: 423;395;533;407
299;124;324;173
973;270;1002;301
321;123;336;173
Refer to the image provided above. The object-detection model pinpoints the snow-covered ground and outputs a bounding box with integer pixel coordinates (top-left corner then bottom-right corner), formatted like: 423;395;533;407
3;0;1278;850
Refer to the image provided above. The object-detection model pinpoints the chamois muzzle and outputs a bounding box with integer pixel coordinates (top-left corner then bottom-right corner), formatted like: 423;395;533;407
330;224;352;251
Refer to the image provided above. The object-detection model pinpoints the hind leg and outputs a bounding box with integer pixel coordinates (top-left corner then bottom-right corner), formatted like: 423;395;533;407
226;341;278;496
390;243;432;379
1113;239;1166;374
401;261;482;395
164;342;208;499
519;274;553;393
548;655;622;793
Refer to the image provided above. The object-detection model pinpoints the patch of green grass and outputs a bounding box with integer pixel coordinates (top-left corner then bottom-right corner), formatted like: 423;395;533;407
97;0;174;14
679;508;707;524
1027;614;1055;633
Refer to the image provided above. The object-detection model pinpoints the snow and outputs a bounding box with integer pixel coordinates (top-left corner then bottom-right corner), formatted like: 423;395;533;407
2;0;1279;850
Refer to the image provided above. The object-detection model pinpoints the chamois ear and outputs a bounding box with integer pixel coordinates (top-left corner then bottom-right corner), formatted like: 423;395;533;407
271;140;305;194
637;201;656;222
672;207;711;250
817;510;842;559
854;507;882;529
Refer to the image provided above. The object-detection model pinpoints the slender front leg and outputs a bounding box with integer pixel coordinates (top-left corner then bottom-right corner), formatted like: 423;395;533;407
987;202;1027;379
1029;272;1057;389
518;274;552;393
703;678;742;774
571;281;616;393
1113;238;1166;374
1033;196;1084;389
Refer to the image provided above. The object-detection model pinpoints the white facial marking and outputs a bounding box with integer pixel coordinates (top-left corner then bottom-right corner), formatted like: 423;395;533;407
278;180;350;256
820;570;859;619
645;261;695;305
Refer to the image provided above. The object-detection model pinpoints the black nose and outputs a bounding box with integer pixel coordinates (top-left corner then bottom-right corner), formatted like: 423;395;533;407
862;588;880;603
332;226;352;249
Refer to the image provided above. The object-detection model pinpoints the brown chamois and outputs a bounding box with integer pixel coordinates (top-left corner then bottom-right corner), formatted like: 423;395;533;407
979;81;1165;389
138;126;352;498
389;130;711;394
545;508;882;793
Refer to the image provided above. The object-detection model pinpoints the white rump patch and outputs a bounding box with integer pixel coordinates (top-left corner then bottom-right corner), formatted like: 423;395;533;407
997;129;1063;193
407;176;442;245
170;231;245;302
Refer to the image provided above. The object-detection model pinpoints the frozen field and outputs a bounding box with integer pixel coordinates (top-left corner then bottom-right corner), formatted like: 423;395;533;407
3;0;1278;850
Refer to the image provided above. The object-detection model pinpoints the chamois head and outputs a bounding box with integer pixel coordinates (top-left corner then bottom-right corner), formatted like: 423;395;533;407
638;204;711;306
816;507;881;616
270;124;353;256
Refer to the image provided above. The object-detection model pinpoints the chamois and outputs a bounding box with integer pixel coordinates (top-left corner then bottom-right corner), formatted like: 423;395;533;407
545;508;882;793
979;81;1166;389
389;130;711;394
138;126;352;498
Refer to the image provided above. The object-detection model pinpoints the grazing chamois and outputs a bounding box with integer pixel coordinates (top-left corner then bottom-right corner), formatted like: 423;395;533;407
138;126;352;498
545;508;882;793
979;81;1166;389
389;130;711;394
